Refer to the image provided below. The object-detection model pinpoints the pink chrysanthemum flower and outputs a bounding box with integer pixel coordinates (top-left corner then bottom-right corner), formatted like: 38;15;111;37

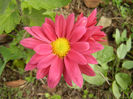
20;9;105;88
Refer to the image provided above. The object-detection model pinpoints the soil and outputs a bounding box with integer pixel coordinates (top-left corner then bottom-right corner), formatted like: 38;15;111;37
0;0;133;99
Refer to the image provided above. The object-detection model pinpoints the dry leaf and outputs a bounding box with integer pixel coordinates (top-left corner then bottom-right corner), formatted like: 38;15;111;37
5;79;26;87
0;34;8;44
97;16;112;29
83;0;101;8
100;36;109;45
42;84;56;93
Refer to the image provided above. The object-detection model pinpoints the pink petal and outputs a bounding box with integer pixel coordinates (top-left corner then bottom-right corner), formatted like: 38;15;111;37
66;13;75;38
79;64;96;76
29;54;45;65
63;67;72;86
31;26;50;43
45;18;55;28
24;27;50;43
75;17;87;27
82;26;102;41
34;44;52;55
88;40;104;53
37;54;56;69
70;26;86;42
36;67;49;79
71;42;89;52
20;38;43;49
42;23;57;41
48;57;63;88
67;49;87;65
84;55;98;64
77;13;83;21
64;57;83;88
55;15;66;37
87;8;97;27
25;63;36;71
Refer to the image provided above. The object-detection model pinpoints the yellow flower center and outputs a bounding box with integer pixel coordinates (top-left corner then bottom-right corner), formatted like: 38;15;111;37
51;38;70;58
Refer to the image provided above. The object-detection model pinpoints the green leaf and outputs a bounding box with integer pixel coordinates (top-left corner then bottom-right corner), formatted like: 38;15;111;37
68;81;80;89
83;65;106;86
93;45;114;69
112;81;121;99
121;29;127;42
0;46;25;61
24;0;71;10
22;8;48;26
0;0;11;14
126;36;132;52
115;73;132;90
51;94;61;99
0;59;7;76
115;29;121;45
130;91;133;99
0;1;20;34
122;60;133;69
117;44;127;59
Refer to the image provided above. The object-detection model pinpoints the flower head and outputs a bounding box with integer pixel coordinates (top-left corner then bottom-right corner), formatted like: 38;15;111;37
20;9;105;88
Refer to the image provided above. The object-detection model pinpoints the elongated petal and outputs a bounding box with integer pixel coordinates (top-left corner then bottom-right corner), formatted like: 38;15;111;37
31;26;50;43
55;15;66;37
79;65;96;76
67;49;87;65
63;67;72;86
42;23;56;41
71;42;89;52
20;38;43;49
34;44;52;55
66;13;75;37
82;26;102;41
37;54;56;69
77;13;83;21
88;40;104;53
70;26;86;42
84;55;98;64
36;67;49;79
45;18;55;28
64;57;83;88
75;17;87;27
25;63;36;71
24;27;50;43
87;8;97;27
48;57;63;88
29;54;45;65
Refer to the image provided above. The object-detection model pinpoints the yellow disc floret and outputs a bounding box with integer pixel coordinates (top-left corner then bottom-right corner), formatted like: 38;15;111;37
51;38;70;58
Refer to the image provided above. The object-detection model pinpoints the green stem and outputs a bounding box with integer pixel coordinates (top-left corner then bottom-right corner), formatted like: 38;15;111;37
115;57;120;73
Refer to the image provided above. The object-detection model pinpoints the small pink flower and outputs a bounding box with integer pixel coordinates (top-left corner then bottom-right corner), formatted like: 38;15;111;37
20;9;105;88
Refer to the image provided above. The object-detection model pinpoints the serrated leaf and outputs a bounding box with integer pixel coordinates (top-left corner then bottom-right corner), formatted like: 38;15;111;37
0;1;20;34
126;36;131;52
115;73;132;90
112;81;121;99
25;0;71;10
121;29;127;42
0;0;11;14
122;60;133;69
115;29;121;45
83;65;106;86
117;44;127;59
93;45;114;69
